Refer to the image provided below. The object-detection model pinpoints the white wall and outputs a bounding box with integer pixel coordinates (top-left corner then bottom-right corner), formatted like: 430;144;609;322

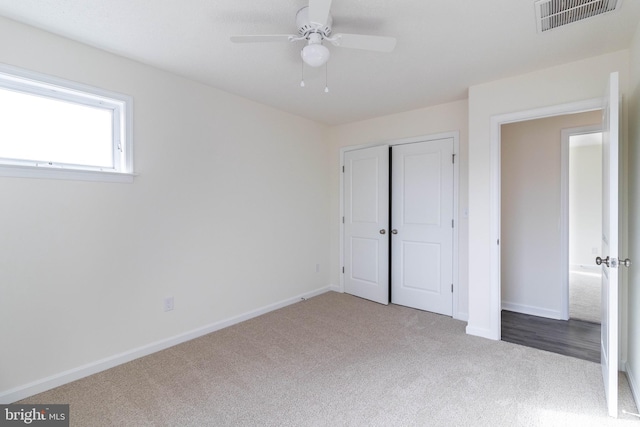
570;140;602;269
467;50;629;339
0;17;331;400
328;100;469;319
500;112;601;319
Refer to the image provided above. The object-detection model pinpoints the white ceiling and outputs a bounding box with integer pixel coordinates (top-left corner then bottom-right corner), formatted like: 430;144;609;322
0;0;638;125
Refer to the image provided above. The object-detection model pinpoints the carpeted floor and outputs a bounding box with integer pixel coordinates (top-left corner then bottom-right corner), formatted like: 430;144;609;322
19;292;638;426
570;270;601;324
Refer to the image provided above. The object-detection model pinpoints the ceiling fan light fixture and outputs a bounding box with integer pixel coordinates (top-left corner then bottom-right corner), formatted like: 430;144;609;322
301;43;330;67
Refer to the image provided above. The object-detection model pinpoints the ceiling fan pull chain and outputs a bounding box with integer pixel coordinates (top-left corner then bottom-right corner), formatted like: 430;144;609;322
300;57;306;87
324;62;329;93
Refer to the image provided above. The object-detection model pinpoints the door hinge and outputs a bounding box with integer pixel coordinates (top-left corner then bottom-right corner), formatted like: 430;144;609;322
342;216;345;223
451;284;453;293
497;239;500;245
342;165;345;173
452;154;456;164
342;266;345;273
452;219;454;228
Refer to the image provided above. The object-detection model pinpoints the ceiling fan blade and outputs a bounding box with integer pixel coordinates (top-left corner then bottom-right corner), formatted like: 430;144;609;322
230;35;296;43
308;0;333;27
330;33;397;52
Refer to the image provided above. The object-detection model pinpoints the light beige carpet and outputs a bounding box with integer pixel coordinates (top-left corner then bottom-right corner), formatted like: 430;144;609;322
19;292;638;426
570;270;601;324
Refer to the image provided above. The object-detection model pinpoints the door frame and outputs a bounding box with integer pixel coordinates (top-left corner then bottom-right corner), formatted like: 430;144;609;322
560;124;603;320
489;98;603;338
339;131;461;319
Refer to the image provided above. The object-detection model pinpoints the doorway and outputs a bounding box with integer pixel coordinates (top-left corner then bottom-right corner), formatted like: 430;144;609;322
499;111;602;362
567;128;603;325
490;73;622;417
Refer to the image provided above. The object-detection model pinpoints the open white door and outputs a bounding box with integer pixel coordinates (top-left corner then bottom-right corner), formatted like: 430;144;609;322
391;139;454;315
599;71;619;418
344;146;389;305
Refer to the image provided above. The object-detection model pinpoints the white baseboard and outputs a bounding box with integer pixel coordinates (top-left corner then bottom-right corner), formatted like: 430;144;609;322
501;301;563;320
0;286;335;404
625;362;640;413
466;324;499;340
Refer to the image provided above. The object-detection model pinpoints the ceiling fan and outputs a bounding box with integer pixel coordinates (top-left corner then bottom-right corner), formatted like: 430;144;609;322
230;0;397;69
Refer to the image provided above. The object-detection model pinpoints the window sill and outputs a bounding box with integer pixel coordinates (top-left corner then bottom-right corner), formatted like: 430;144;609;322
0;164;136;183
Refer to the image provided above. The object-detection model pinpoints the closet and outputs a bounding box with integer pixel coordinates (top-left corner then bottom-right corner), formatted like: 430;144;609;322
343;136;455;315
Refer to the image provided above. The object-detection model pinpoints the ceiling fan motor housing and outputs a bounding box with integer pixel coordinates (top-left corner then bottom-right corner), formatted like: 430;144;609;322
296;6;332;38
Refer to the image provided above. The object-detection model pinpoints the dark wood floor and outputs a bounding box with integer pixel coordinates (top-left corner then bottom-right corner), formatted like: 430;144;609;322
501;310;601;363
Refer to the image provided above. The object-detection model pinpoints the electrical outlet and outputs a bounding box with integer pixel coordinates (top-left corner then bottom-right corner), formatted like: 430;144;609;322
164;296;174;312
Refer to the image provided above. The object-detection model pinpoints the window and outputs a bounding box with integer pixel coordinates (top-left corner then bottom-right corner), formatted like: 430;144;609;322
0;63;134;182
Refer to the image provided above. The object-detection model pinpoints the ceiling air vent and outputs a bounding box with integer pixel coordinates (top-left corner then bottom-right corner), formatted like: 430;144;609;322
535;0;622;33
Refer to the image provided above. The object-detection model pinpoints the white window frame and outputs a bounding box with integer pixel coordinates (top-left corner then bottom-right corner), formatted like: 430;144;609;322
0;63;134;183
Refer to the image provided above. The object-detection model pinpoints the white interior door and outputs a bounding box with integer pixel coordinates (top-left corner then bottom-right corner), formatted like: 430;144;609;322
600;71;619;418
391;139;454;315
344;145;389;305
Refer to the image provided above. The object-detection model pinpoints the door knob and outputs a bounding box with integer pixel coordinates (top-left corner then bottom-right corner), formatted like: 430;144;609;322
379;229;386;234
620;258;632;268
391;229;398;234
596;256;610;267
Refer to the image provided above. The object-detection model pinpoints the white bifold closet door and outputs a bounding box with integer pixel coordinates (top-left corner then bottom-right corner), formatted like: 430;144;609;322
344;145;390;305
343;138;454;316
391;140;454;316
